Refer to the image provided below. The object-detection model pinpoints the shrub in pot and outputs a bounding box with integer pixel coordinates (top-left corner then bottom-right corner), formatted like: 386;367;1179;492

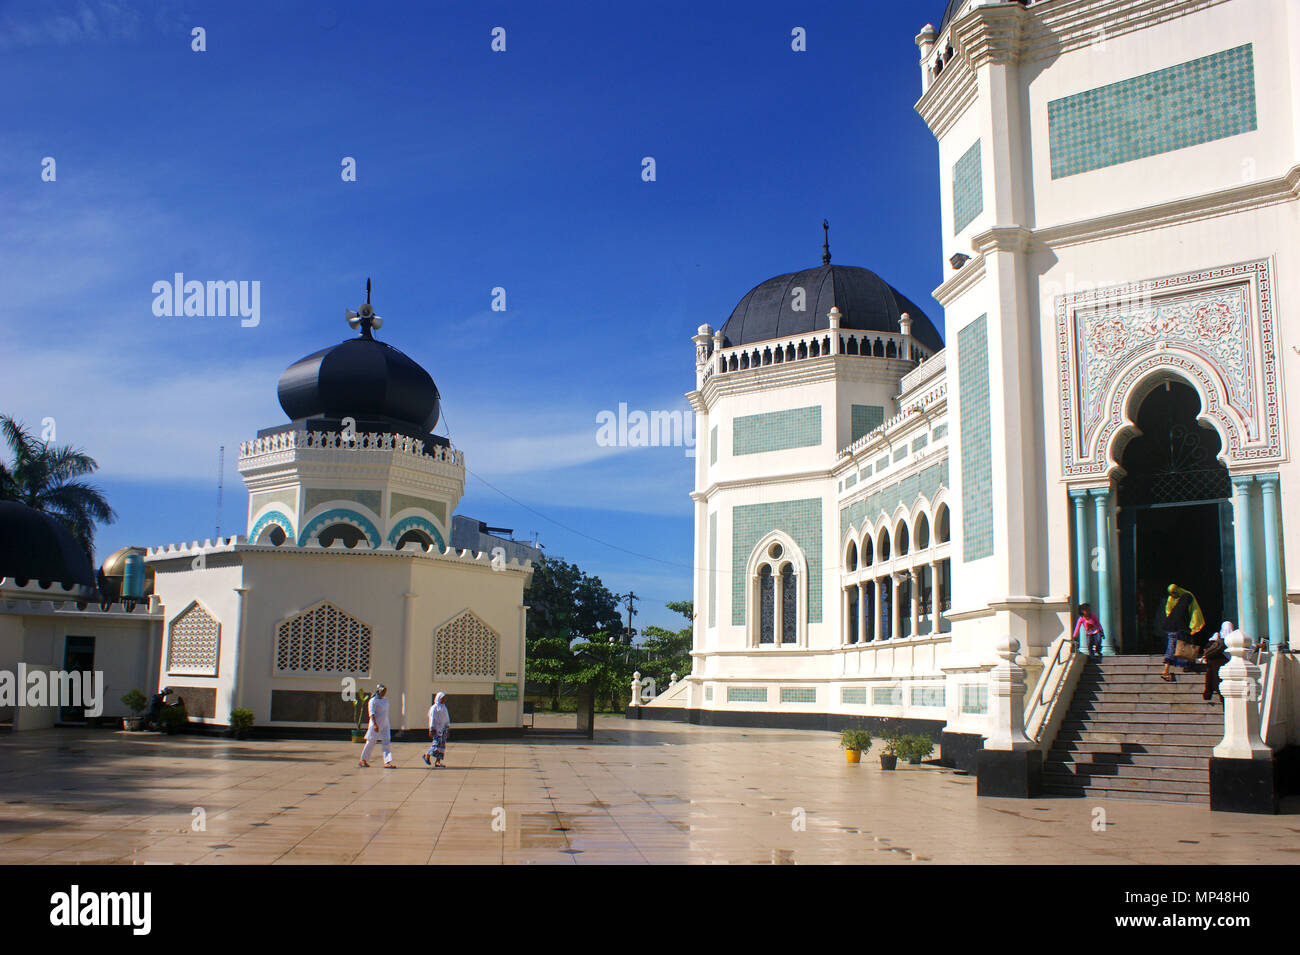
120;689;147;731
840;727;872;764
159;702;188;735
904;734;935;765
880;733;902;770
229;708;255;740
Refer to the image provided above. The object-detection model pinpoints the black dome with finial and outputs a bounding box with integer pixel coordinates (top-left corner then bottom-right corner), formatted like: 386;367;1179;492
0;501;95;587
271;282;446;446
718;224;944;351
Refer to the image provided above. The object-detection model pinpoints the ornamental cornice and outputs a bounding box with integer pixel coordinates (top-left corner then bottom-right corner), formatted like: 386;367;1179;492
696;468;833;502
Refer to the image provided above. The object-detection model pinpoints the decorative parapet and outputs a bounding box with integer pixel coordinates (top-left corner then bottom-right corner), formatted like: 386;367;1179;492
710;328;925;378
840;381;948;459
899;347;946;396
0;577;163;617
238;429;463;467
142;535;533;574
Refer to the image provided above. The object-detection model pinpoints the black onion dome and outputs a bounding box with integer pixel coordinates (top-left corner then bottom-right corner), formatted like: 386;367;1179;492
0;501;94;587
277;336;441;435
720;264;943;352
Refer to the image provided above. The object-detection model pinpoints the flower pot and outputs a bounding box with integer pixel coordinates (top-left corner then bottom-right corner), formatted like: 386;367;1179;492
880;754;898;771
122;717;142;731
908;756;922;765
845;749;861;764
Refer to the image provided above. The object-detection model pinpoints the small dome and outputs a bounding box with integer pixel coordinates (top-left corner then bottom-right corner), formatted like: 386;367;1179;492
720;264;943;352
0;502;94;587
277;336;441;436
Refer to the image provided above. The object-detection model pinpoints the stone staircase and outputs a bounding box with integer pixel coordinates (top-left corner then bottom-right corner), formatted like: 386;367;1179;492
1042;655;1223;804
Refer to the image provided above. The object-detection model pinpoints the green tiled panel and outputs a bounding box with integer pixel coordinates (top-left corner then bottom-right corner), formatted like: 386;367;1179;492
893;446;908;462
960;684;988;715
958;315;994;561
707;511;717;627
912;434;928;453
932;423;947;440
305;488;382;514
733;406;821;455
860;465;871;479
780;687;817;704
727;686;767;703
839;459;950;539
1048;44;1256;179
709;425;718;465
952;139;983;233
705;685;713;701
841;687;867;705
851;404;885;442
872;686;903;707
910;685;945;707
876;455;890;472
731;499;822;625
844;473;857;489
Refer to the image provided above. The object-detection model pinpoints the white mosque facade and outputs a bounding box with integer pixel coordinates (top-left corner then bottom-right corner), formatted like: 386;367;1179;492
638;0;1300;802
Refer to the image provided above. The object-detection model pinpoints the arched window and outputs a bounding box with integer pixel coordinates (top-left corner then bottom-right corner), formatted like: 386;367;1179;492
878;527;891;561
780;563;797;643
896;521;910;556
740;352;750;370
797;341;808;359
846;336;859;355
936;504;950;543
810;339;820;357
863;534;873;567
319;523;366;549
758;565;775;644
873;338;884;357
886;340;897;358
396;529;434;551
786;344;796;361
915;513;931;549
846;540;858;572
264;525;286;546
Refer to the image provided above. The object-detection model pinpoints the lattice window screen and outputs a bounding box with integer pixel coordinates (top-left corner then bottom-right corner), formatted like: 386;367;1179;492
168;602;220;675
275;603;371;675
433;612;499;679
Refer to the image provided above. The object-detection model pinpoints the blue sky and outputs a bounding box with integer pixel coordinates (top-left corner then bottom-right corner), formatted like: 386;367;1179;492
1;0;949;633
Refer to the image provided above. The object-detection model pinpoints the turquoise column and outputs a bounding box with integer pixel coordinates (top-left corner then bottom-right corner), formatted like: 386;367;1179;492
1258;474;1286;649
1071;490;1091;653
1090;487;1116;655
1230;475;1259;643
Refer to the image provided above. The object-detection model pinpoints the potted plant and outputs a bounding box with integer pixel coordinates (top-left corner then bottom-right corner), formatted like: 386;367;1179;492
840;726;872;764
159;701;188;735
904;734;934;765
120;689;147;731
351;689;371;743
229;708;255;740
880;733;902;771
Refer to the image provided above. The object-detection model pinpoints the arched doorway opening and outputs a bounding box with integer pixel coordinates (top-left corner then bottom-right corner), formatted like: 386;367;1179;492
1116;379;1235;653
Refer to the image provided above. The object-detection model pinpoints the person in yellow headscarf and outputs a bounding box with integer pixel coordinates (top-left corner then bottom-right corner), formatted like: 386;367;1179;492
1159;584;1205;681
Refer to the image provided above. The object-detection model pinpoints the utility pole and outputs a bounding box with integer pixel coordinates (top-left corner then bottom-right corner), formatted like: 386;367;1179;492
620;591;638;646
215;445;224;539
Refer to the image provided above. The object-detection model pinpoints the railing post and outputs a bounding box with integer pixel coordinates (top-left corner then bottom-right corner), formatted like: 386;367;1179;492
630;671;642;708
977;637;1043;798
1209;630;1277;813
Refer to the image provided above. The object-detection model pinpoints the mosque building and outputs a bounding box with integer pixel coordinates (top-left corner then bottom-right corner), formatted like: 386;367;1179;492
0;292;534;734
636;0;1299;808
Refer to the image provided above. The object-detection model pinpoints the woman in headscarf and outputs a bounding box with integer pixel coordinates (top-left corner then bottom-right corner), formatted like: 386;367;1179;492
359;683;394;768
424;691;451;768
1158;584;1206;682
1200;622;1232;703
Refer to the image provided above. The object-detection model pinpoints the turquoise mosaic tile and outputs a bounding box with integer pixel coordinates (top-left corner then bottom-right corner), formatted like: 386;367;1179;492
960;684;988;715
851;404;885;442
872;686;903;707
876;455;890;472
841;687;867;705
844;473;857;489
839;459;950;539
727;686;767;703
860;465;871;479
910;685;945;707
780;687;817;704
709;425;718;465
705;685;713;701
952;139;983;233
912;434;928;453
933;423;947;440
707;511;717;627
731;498;822;625
1048;44;1256;179
733;406;821;455
958;314;994;562
893;446;908;462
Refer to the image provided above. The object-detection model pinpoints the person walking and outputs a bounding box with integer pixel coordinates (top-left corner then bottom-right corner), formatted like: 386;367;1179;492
1200;622;1232;703
359;683;395;768
1071;603;1104;656
1159;584;1205;682
423;691;451;768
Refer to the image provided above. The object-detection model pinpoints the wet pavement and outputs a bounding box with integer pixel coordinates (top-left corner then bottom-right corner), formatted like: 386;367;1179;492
0;717;1295;864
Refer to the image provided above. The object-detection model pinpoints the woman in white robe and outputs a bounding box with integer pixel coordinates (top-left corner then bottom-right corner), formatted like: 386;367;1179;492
359;683;394;768
424;691;451;768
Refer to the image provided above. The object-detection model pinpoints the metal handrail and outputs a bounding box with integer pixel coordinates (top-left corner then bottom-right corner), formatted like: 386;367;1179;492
1025;633;1075;742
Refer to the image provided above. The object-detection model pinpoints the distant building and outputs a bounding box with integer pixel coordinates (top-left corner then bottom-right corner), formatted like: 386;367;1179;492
450;516;542;566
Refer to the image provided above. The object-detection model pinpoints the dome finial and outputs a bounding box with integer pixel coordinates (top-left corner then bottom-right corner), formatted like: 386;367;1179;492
822;219;831;266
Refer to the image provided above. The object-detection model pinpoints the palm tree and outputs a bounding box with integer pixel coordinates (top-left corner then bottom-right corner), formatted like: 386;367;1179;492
0;415;116;561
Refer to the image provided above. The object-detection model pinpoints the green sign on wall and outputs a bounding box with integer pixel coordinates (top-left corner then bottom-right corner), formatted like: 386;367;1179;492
494;683;519;701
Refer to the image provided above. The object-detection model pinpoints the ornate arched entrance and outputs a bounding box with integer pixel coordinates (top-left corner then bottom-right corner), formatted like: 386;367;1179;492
1115;379;1235;653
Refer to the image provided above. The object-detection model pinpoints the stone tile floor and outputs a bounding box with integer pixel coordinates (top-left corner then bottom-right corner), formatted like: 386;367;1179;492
0;716;1296;864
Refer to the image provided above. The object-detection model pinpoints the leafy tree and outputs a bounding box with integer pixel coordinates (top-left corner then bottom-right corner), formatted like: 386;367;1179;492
638;600;694;684
0;415;116;560
524;555;624;710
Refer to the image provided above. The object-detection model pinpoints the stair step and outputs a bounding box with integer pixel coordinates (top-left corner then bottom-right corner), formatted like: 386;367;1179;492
1041;785;1208;805
1043;762;1207;783
1071;700;1217;713
1055;729;1218;746
1060;714;1221;728
1045;751;1208;770
1041;771;1208;796
1049;741;1215;759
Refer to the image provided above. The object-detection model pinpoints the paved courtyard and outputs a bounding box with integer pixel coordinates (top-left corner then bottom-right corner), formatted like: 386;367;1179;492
0;717;1296;864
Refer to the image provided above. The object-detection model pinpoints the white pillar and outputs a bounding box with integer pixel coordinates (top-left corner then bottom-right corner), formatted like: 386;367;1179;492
774;570;785;645
841;587;851;645
910;569;920;637
858;582;868;644
1213;630;1272;760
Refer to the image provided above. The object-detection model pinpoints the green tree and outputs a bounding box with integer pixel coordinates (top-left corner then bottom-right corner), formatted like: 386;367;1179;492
638;600;694;684
0;415;116;560
524;554;624;710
